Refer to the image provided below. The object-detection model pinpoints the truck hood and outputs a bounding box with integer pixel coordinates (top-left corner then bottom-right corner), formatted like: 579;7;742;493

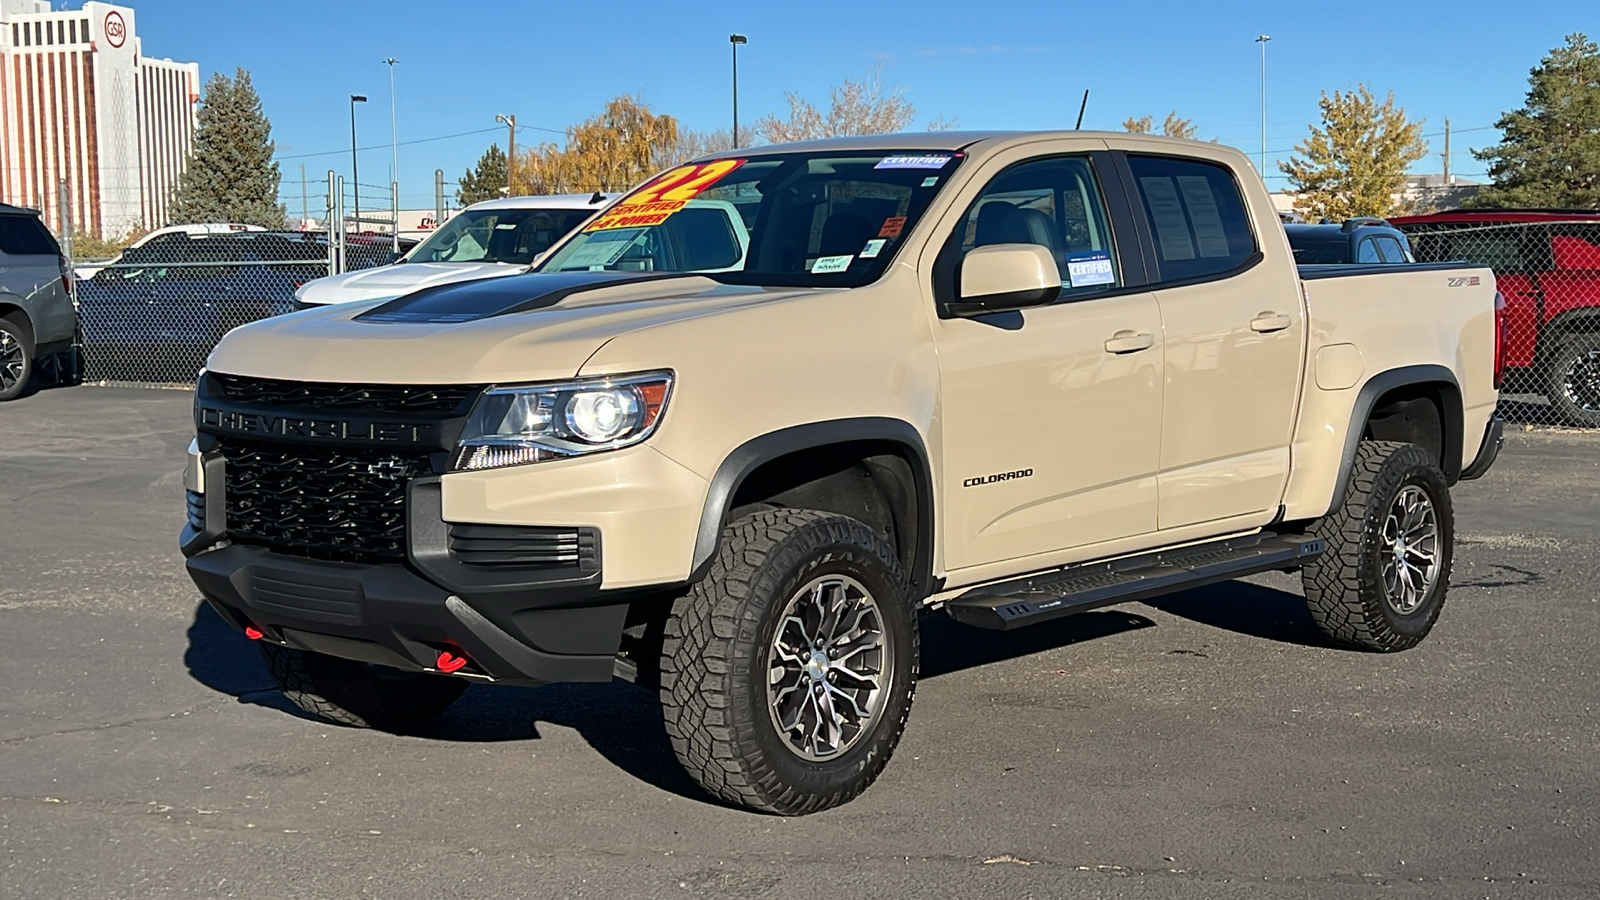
208;272;831;384
293;261;522;305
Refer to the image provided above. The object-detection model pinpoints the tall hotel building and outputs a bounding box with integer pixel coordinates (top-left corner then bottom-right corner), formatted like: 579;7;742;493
0;0;199;239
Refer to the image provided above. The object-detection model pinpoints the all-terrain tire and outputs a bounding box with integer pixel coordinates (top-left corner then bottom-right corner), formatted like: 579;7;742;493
660;509;919;815
1544;334;1600;428
1301;441;1454;652
260;643;468;731
0;314;35;401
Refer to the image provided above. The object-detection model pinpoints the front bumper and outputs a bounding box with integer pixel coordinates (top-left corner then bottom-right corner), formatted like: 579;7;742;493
182;461;640;686
186;544;629;685
1460;415;1504;481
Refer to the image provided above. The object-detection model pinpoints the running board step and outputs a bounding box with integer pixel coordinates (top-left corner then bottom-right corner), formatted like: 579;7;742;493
944;533;1325;631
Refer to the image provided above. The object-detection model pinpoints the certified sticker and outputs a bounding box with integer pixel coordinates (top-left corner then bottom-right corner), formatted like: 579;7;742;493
1066;251;1115;287
875;154;953;170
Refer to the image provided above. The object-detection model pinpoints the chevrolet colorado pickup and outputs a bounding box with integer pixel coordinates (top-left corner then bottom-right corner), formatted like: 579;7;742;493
182;133;1504;815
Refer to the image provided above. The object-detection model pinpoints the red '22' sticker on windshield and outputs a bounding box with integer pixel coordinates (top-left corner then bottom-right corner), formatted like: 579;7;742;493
584;159;746;231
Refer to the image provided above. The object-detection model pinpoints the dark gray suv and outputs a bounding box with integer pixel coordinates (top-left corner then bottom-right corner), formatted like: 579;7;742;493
0;204;74;400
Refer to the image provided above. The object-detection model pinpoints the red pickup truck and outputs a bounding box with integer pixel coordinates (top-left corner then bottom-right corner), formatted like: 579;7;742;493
1393;210;1600;426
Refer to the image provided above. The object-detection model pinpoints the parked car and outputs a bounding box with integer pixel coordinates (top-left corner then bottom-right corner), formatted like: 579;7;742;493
73;222;267;280
1285;218;1415;264
1393;209;1600;425
292;194;610;307
0;203;74;400
77;233;328;382
186;133;1502;815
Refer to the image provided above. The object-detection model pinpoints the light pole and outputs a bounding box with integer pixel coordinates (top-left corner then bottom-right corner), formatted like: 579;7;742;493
349;94;367;233
495;114;517;195
1255;35;1271;174
383;58;400;253
730;34;747;147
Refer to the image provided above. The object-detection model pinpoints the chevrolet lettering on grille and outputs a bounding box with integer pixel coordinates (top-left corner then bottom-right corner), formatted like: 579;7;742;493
199;407;435;444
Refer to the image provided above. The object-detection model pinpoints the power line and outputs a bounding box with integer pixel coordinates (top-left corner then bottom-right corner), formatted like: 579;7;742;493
273;122;569;161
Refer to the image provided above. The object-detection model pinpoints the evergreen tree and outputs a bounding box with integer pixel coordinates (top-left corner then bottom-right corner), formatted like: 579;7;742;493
1468;33;1600;209
457;143;508;206
169;69;285;227
1279;85;1428;220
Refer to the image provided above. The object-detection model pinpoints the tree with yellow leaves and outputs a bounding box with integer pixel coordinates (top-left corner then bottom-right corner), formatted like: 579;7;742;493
1122;112;1197;139
512;95;680;195
1279;85;1428;220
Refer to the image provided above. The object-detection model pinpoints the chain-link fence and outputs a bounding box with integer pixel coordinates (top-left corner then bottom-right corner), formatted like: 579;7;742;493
1396;217;1600;428
77;231;395;385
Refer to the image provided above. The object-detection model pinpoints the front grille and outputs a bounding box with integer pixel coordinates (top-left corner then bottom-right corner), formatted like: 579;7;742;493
449;523;599;569
222;439;431;563
209;373;481;414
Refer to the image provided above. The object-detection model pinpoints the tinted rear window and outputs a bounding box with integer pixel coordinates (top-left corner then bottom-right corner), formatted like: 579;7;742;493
0;213;60;256
1126;156;1257;284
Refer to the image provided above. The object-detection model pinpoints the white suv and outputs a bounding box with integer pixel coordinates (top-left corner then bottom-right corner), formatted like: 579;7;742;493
292;194;609;308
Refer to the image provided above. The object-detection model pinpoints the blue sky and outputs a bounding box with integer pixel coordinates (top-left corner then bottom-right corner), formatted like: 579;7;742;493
110;0;1590;210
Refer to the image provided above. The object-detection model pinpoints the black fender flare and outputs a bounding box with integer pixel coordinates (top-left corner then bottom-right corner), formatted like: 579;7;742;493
688;417;938;599
1328;364;1464;509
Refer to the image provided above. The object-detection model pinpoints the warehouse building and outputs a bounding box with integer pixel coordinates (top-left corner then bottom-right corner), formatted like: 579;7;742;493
0;0;198;239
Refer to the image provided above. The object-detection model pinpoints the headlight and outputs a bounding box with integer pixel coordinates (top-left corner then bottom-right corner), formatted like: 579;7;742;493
452;371;673;471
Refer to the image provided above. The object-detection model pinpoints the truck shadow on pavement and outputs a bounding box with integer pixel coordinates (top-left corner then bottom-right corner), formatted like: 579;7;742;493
181;591;1301;804
1139;581;1332;648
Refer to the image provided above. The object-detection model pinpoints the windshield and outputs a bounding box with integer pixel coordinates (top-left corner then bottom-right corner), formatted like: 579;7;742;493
407;207;595;265
537;150;963;287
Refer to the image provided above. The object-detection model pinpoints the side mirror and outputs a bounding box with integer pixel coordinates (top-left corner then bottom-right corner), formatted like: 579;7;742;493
949;244;1061;318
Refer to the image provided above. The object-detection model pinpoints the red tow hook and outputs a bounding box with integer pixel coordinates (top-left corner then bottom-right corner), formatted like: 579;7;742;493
436;650;469;673
244;625;264;640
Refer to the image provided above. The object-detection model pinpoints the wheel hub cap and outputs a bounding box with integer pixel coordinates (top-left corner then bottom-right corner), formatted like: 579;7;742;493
766;574;890;761
1380;485;1440;616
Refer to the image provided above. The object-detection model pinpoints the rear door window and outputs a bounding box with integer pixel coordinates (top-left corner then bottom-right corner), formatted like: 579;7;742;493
1357;239;1381;263
1375;236;1410;263
0;214;60;256
1125;155;1257;284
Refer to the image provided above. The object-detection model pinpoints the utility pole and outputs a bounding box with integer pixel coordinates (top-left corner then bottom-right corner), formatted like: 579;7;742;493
434;169;444;231
383;58;401;253
730;34;748;147
1255;35;1271;174
350;94;367;233
1443;118;1452;186
495;114;517;195
299;163;308;229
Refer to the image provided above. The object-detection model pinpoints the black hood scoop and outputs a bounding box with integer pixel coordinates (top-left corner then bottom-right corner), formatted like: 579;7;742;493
353;271;697;324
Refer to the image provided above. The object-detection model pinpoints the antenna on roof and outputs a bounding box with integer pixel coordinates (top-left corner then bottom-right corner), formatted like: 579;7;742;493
1074;90;1090;130
589;191;606;205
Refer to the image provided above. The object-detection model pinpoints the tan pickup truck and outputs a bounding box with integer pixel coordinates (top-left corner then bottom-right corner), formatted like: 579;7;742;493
181;132;1505;815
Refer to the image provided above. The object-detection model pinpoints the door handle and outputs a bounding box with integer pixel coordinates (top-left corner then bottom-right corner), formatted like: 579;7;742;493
1104;330;1155;354
1250;313;1292;333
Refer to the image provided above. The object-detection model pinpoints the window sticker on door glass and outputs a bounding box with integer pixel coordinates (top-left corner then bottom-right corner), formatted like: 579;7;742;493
874;154;953;170
1139;176;1196;261
810;254;854;274
1175;175;1230;258
878;216;907;238
1066;251;1115;287
859;238;887;259
559;229;640;269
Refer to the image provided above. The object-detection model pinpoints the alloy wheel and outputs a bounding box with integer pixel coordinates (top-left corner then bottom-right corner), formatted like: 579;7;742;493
0;328;24;393
1560;347;1600;413
766;574;891;761
1380;485;1439;616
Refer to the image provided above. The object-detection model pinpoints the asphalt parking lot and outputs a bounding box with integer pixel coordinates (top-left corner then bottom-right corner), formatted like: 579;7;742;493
2;385;1596;899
